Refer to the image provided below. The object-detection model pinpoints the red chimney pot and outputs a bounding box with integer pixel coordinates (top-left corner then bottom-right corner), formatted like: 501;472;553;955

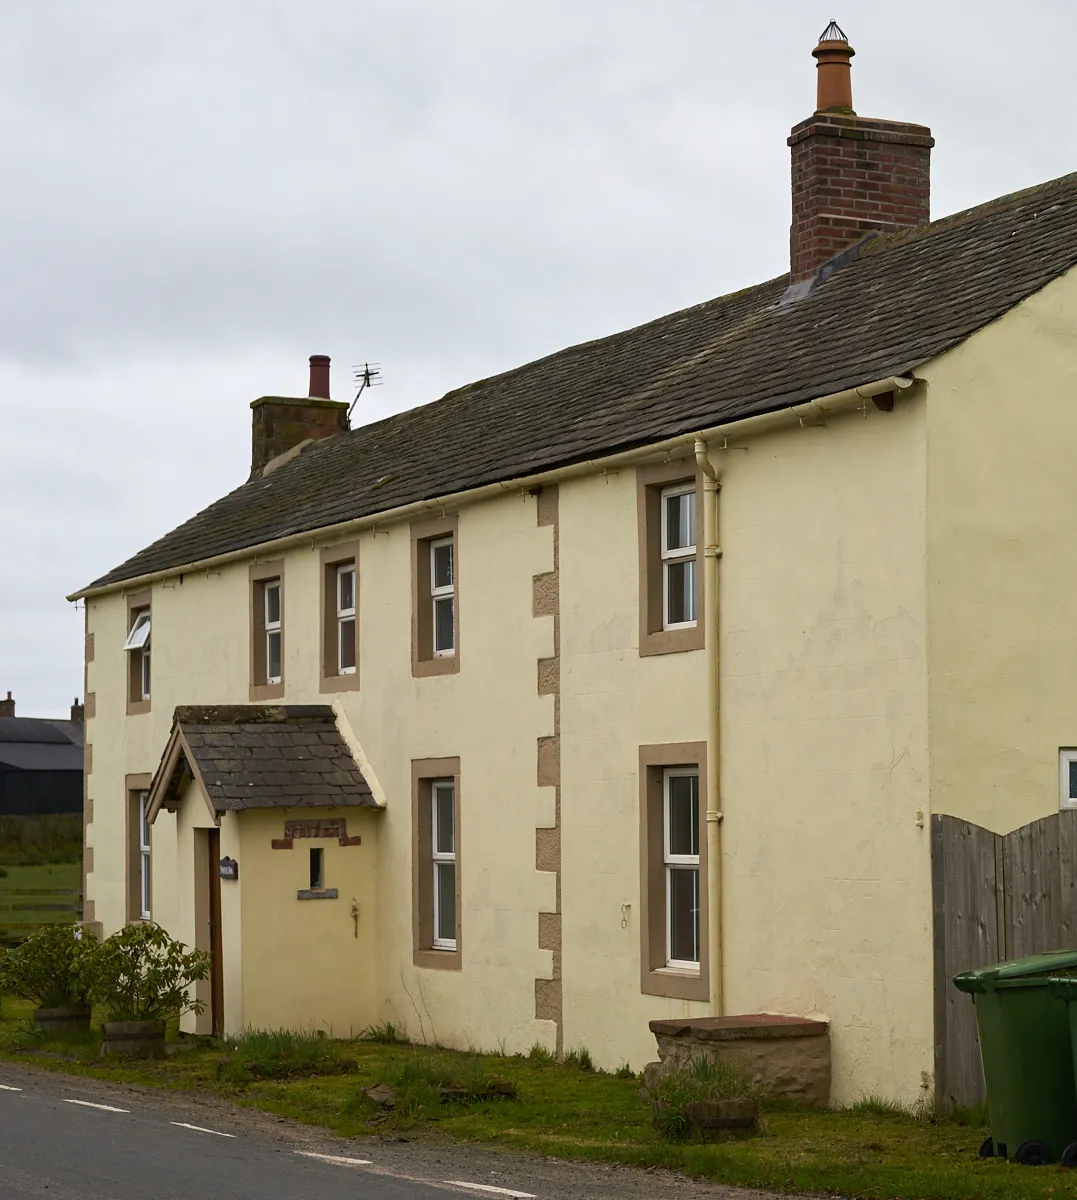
308;355;331;400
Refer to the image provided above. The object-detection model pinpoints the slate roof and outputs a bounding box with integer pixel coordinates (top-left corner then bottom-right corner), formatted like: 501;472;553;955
153;705;377;813
81;170;1077;594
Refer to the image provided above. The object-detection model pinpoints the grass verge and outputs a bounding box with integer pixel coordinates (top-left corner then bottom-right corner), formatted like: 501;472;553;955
0;994;1072;1199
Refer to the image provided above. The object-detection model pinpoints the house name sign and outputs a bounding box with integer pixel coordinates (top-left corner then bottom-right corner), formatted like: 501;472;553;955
219;856;239;881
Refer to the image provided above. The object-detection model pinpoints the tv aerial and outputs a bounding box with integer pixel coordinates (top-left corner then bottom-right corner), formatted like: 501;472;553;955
348;362;382;420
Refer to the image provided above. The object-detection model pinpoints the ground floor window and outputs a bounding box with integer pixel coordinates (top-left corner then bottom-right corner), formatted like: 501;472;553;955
412;757;462;970
138;789;151;920
639;743;708;1001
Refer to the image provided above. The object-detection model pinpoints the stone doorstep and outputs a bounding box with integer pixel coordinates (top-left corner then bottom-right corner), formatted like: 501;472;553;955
648;1013;829;1042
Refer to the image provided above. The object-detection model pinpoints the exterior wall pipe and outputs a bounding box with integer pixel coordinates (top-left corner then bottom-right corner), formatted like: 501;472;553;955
694;438;723;1016
69;375;915;601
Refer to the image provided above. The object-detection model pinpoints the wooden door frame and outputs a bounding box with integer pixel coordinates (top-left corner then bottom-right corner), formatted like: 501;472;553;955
207;827;224;1036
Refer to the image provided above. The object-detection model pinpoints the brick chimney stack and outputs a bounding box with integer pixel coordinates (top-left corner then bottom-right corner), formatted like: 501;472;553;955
250;355;350;478
788;21;934;285
71;697;84;724
0;691;14;718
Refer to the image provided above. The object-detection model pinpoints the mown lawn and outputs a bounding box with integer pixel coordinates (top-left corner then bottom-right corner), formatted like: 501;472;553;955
1;994;1075;1199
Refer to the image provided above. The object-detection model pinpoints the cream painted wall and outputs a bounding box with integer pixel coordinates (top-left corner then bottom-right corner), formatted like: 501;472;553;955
559;466;712;1070
924;268;1077;835
237;807;379;1036
715;399;932;1107
84;363;944;1103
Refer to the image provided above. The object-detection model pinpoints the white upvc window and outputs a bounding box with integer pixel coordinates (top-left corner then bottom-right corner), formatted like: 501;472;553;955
661;485;697;630
264;580;282;684
124;610;151;700
663;767;700;969
138;789;151;920
430;537;455;657
336;565;356;675
1060;750;1077;810
432;779;456;949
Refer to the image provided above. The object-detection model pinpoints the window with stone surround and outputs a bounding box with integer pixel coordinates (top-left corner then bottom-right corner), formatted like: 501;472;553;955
412;757;461;969
411;516;459;677
249;561;285;701
637;461;705;657
125;773;152;922
639;742;709;1001
123;591;152;715
320;542;360;693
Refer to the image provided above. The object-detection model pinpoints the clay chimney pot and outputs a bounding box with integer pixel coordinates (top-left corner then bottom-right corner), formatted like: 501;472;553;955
813;23;855;113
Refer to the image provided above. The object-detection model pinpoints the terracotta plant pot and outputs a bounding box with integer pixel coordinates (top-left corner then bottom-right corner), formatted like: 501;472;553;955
32;1006;91;1035
101;1019;167;1058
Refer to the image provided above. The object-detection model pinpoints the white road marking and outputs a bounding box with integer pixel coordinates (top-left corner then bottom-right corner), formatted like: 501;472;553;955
0;1085;23;1092
170;1121;235;1137
62;1099;130;1113
443;1185;536;1199
296;1151;374;1167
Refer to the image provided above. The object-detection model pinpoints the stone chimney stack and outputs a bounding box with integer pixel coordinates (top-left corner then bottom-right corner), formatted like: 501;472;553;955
788;21;934;285
71;697;84;724
250;355;350;478
0;691;14;718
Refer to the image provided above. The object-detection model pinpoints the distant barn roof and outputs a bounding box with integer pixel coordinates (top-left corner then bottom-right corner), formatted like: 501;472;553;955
80;170;1077;595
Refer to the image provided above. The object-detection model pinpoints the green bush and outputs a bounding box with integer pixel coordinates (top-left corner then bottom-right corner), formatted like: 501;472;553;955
88;922;209;1022
564;1046;594;1071
615;1062;635;1079
0;923;96;1008
218;1028;355;1085
651;1056;759;1142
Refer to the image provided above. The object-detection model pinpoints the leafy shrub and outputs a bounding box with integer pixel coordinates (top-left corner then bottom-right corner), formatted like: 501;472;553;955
564;1046;594;1072
651;1056;759;1142
527;1041;555;1065
615;1062;635;1079
218;1028;355;1085
0;923;96;1008
88;922;209;1022
361;1020;406;1044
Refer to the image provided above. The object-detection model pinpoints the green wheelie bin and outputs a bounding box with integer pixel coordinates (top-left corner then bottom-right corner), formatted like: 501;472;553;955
954;949;1077;1166
1047;976;1077;1167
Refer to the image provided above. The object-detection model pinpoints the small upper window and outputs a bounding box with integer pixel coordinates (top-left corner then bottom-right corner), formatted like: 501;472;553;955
124;609;151;703
337;565;356;675
1060;750;1077;810
264;581;282;684
661;485;697;630
430;538;455;657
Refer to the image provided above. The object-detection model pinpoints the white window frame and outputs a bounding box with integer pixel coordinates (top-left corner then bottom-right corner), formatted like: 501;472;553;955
663;766;700;971
138;789;151;920
1060;749;1077;811
660;484;697;631
124;610;151;701
336;564;356;675
264;580;282;684
432;779;457;950
430;537;455;658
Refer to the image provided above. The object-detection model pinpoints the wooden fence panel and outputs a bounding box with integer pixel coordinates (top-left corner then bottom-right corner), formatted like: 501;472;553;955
934;809;1077;1108
932;814;1001;1109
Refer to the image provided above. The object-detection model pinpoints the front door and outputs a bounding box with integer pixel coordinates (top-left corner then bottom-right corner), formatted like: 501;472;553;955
206;828;224;1036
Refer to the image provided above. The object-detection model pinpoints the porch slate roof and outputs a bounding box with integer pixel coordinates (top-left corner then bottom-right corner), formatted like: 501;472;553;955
78;169;1077;595
149;705;377;816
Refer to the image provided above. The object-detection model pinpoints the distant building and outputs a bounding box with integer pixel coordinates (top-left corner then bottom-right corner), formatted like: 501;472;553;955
0;692;84;817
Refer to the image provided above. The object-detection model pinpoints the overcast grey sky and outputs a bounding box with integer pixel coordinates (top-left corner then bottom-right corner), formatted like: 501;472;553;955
1;1;1073;716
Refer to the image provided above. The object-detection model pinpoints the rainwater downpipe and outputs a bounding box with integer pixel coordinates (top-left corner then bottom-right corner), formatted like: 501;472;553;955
694;437;723;1016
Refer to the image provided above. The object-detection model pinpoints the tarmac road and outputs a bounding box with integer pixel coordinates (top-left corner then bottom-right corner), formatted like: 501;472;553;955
0;1062;793;1200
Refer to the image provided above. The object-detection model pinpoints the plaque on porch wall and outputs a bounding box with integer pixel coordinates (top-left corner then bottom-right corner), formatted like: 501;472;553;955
219;856;239;881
